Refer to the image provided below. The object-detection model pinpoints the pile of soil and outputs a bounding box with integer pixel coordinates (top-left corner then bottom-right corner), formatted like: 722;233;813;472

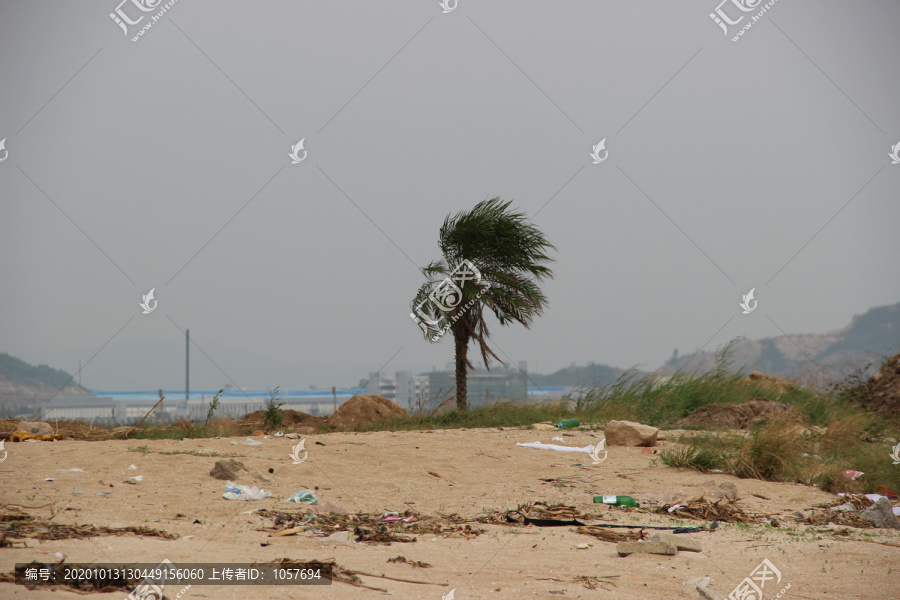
845;353;900;417
673;396;812;429
325;394;406;431
231;409;327;435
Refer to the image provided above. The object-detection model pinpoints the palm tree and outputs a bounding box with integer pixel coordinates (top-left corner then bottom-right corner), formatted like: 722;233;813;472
410;198;555;411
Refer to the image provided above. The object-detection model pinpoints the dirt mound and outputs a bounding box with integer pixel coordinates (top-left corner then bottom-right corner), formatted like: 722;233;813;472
326;394;406;431
673;396;812;429
845;353;900;417
235;409;327;434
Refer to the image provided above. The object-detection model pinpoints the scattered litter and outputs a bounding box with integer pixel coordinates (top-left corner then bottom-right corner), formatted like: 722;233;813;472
575;543;590;549
182;535;193;540
315;441;326;446
319;530;352;543
656;497;752;523
273;431;285;437
552;436;565;442
516;441;593;453
55;553;68;559
285;490;319;504
71;489;82;495
843;470;864;480
128;476;143;482
388;556;432;568
838;492;900;514
129;464;137;470
0;511;178;543
222;481;271;501
576;526;645;542
96;491;111;498
428;471;456;485
231;437;263;446
56;468;84;473
284;433;302;439
43;478;54;482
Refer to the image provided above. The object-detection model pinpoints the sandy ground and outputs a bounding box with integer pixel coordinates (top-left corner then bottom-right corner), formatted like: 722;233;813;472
1;428;899;600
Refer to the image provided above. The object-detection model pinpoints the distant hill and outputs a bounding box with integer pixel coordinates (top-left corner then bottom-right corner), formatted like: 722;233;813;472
528;362;626;388
0;353;89;416
655;302;900;381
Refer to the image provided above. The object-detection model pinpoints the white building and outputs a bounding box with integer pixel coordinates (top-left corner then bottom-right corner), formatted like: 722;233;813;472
369;371;429;409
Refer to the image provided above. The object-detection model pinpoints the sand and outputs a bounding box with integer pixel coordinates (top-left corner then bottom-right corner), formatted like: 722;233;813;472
1;428;898;599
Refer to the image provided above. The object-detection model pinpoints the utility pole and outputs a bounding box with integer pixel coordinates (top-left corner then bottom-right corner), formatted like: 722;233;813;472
78;359;82;387
185;329;190;401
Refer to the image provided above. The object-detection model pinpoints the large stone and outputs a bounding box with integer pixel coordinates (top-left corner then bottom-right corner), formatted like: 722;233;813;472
697;586;726;600
616;540;677;556
209;459;247;480
650;532;702;552
16;421;54;436
604;420;658;447
859;497;900;529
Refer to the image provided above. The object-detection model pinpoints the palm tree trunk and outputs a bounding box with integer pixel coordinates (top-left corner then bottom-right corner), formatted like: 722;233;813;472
454;334;468;412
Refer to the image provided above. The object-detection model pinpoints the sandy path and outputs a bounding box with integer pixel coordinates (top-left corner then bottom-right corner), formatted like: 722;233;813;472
1;428;898;599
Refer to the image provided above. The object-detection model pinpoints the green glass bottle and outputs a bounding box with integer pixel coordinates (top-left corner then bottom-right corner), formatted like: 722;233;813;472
593;495;639;507
556;418;580;429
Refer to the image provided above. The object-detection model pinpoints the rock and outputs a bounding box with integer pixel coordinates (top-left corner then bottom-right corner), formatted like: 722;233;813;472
16;421;54;436
650;532;702;552
697;586;726;600
325;395;406;431
718;482;738;501
209;459;247;480
604;420;658;447
859;497;900;529
616;540;677;556
829;502;857;513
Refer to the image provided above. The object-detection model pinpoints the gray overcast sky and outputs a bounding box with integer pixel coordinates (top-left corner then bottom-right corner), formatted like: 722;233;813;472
1;0;898;390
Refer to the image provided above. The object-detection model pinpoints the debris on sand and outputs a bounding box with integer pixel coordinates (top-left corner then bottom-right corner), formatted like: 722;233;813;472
576;526;645;543
325;394;406;431
0;561;140;594
0;510;178;546
859;498;900;529
673;396;811;429
616;540;677;556
388;556;432;568
256;509;483;544
653;497;754;523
